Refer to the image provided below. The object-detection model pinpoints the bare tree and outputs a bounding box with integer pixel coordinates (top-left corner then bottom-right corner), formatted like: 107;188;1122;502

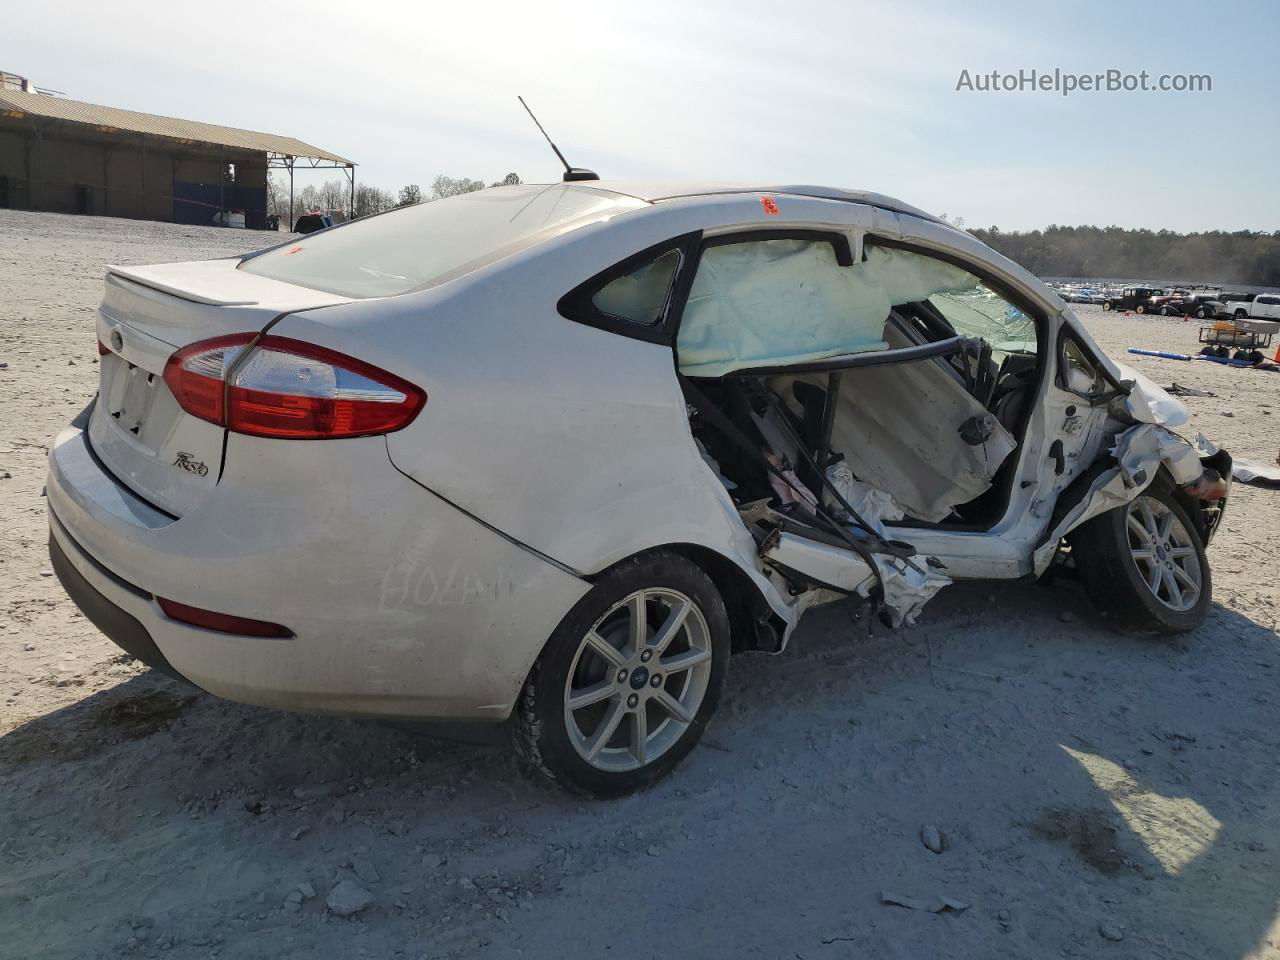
276;174;523;225
295;184;321;216
430;176;486;200
354;184;396;218
266;173;290;219
316;179;351;219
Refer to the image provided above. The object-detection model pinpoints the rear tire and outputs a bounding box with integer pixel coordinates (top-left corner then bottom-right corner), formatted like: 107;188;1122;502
1068;484;1211;633
513;551;729;797
1135;304;1146;314
1102;301;1112;312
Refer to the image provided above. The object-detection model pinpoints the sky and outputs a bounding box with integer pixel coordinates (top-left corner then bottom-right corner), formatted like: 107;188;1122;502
8;0;1279;232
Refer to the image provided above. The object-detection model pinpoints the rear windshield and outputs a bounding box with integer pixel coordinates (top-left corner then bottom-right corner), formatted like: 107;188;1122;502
240;184;645;298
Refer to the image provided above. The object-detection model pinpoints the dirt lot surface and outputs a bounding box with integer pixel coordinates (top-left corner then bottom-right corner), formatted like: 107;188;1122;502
2;209;1279;960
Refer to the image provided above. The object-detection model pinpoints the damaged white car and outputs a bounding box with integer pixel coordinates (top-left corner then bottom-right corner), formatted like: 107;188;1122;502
46;181;1231;796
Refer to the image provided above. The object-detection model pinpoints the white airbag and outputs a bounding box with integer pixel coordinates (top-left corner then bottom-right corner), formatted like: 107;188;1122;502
676;243;978;377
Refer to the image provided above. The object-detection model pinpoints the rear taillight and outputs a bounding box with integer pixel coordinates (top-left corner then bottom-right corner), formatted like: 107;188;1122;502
163;334;254;424
97;339;110;356
164;335;425;439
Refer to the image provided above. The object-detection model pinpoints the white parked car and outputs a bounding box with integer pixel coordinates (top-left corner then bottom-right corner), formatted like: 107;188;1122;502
47;181;1232;796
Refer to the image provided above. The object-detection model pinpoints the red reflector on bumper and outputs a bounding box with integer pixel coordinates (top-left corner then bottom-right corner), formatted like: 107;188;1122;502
157;597;294;638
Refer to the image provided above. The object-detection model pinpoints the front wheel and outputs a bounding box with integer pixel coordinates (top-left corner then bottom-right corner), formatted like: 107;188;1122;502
1102;301;1112;311
513;551;729;797
1068;485;1210;633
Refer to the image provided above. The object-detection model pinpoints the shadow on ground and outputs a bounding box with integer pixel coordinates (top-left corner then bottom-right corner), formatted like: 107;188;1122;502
2;577;1277;959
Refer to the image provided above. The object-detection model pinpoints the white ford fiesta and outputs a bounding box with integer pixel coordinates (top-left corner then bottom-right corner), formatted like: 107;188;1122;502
47;180;1231;796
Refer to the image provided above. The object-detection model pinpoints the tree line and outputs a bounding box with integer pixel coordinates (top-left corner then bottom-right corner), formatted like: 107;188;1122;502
965;223;1280;287
267;172;523;223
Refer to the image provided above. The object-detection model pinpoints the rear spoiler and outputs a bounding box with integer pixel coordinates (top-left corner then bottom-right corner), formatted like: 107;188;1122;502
106;266;259;307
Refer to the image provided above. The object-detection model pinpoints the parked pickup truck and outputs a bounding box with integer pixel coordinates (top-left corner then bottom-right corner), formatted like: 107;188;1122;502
1222;293;1280;321
1101;286;1165;313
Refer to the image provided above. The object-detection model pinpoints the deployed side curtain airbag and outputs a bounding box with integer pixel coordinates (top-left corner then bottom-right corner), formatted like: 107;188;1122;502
867;246;976;310
676;240;977;377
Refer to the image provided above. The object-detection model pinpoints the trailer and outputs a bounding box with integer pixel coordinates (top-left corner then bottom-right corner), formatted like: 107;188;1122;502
1197;318;1279;362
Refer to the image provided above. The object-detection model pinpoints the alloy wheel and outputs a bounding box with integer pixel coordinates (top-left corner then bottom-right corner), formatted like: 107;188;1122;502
563;588;713;773
1125;496;1202;612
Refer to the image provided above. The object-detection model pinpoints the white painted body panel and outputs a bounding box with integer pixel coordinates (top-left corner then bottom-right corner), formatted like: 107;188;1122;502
47;413;589;718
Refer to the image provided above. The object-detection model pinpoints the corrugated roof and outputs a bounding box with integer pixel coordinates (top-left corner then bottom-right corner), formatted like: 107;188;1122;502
0;88;352;164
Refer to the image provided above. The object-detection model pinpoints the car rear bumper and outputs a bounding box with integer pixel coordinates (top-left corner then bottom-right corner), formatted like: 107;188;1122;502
48;523;188;683
46;409;590;721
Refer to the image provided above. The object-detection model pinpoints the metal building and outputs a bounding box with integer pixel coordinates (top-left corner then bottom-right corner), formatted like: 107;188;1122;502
0;84;354;229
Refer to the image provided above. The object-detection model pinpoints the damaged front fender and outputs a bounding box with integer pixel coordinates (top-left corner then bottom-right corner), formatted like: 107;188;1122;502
1031;423;1217;575
1114;362;1190;428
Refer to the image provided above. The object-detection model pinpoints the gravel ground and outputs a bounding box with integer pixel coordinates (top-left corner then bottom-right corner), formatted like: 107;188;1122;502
1;209;1278;960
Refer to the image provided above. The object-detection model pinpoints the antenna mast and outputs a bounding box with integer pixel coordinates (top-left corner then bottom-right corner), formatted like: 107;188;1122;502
517;96;599;182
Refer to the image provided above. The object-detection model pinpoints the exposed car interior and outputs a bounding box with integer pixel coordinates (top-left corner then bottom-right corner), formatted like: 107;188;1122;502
586;234;1047;553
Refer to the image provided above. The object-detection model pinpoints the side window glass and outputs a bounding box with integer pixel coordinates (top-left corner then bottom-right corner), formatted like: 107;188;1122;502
591;250;681;326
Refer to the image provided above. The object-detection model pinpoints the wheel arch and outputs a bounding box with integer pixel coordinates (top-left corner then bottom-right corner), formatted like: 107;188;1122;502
1158;464;1211;542
587;543;787;655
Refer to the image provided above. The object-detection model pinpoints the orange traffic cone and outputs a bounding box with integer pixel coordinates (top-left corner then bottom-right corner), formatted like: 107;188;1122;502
1274;339;1280;363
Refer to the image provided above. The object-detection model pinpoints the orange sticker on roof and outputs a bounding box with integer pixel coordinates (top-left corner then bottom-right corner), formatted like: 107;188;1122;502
285;245;304;255
760;195;780;216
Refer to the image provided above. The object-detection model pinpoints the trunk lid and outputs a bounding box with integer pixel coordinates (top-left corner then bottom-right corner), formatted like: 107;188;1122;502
91;259;351;516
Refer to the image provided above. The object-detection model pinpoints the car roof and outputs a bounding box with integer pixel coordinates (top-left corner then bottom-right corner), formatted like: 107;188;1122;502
575;180;942;224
